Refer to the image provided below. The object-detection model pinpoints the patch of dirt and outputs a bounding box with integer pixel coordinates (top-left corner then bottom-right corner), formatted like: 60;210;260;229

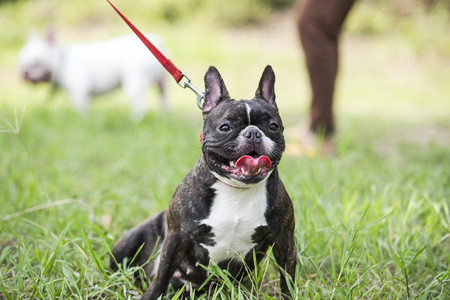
404;125;450;148
374;124;450;157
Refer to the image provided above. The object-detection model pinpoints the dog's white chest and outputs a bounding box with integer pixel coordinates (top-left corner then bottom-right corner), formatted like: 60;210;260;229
200;180;268;262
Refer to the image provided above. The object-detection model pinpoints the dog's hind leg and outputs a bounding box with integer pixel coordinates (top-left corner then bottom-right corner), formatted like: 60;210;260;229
69;90;91;115
110;210;167;277
156;77;168;112
122;75;150;121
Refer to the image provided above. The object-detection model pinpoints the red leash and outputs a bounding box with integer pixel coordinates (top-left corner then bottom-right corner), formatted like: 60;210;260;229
107;0;204;109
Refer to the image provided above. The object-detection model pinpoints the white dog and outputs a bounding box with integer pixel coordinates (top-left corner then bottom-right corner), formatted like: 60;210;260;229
18;31;168;120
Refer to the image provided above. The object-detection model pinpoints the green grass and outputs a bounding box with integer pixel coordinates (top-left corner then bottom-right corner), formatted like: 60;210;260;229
1;0;450;299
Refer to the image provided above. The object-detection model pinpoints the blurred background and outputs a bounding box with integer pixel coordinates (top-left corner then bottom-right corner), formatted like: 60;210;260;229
1;0;449;123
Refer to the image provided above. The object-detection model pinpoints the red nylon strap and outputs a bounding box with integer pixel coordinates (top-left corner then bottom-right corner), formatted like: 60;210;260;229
107;0;184;83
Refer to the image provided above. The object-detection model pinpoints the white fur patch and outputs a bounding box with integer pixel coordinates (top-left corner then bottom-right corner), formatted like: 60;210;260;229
200;179;268;262
245;102;252;125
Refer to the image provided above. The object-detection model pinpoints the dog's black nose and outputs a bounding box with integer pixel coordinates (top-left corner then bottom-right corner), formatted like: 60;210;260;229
244;127;262;143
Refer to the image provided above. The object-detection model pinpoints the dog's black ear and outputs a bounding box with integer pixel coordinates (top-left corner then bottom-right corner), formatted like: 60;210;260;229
203;66;230;114
255;65;277;111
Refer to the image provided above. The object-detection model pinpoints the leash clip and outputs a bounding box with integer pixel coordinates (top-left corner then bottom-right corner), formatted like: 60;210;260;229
177;73;204;109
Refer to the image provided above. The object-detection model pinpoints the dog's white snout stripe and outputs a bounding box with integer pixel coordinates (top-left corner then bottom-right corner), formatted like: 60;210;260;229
245;103;251;125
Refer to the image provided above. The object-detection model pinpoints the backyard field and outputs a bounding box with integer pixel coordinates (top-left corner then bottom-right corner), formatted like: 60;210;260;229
1;0;449;298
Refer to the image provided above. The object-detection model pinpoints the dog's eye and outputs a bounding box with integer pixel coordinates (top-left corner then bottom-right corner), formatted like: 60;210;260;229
269;123;279;131
219;124;232;132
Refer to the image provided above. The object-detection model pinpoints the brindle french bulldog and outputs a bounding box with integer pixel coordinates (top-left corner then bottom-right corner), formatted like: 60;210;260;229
111;65;296;299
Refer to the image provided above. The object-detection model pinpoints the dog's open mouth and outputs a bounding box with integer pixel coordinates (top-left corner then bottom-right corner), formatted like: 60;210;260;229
234;154;271;176
206;151;274;181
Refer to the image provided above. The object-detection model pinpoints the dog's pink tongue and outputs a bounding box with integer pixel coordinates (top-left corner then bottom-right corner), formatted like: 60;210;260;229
235;155;271;174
